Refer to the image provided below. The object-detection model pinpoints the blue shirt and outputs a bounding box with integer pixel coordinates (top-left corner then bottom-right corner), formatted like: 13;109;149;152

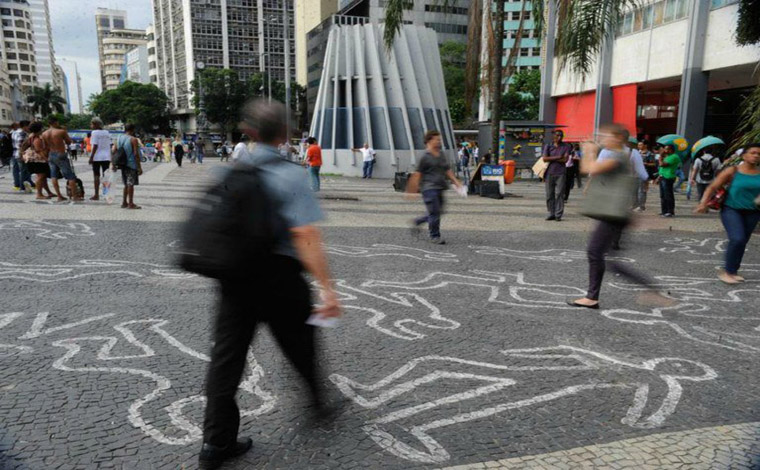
117;134;138;170
598;148;649;181
239;143;324;259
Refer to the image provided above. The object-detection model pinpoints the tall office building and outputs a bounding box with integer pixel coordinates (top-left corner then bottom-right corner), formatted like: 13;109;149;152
95;8;127;90
28;0;56;88
101;28;147;90
146;24;158;85
152;0;296;131
306;0;469;112
294;0;337;86
478;0;542;121
54;63;70;113
0;0;37;89
0;64;13;126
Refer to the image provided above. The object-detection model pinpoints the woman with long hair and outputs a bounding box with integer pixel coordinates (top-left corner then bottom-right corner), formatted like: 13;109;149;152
696;144;760;284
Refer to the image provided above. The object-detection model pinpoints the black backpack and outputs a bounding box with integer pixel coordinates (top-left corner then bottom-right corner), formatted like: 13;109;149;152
113;137;128;169
176;164;278;279
698;156;718;181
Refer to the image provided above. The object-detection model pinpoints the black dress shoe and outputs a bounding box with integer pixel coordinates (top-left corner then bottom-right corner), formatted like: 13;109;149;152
546;215;556;221
555;217;562;222
199;437;253;469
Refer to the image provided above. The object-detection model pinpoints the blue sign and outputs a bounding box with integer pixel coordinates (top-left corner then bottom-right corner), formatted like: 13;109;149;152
481;165;505;177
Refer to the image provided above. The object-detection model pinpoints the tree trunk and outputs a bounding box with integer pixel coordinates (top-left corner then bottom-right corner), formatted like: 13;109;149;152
490;0;505;160
464;0;483;121
491;0;528;160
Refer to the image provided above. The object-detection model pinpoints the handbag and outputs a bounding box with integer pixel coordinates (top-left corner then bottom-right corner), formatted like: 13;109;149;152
707;186;728;211
22;136;47;163
580;152;637;223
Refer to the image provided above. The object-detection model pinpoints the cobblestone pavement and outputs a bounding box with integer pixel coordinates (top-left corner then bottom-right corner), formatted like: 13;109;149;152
1;160;758;469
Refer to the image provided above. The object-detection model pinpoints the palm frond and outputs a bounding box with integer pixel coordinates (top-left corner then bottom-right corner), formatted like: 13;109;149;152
382;0;419;50
554;0;639;77
731;84;760;152
736;0;760;46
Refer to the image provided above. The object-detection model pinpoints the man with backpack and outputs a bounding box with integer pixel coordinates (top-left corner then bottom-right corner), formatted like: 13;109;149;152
690;150;721;202
192;100;342;469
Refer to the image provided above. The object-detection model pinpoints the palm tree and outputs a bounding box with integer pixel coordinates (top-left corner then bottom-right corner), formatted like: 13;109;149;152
385;1;760;148
27;83;67;117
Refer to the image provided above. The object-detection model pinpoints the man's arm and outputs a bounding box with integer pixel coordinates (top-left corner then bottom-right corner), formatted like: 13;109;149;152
291;225;341;318
131;138;143;174
406;172;421;194
631;153;649;181
445;169;462;188
63;131;72;146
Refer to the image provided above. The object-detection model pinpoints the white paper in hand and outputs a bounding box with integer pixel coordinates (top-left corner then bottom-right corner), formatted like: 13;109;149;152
455;185;468;198
306;314;340;328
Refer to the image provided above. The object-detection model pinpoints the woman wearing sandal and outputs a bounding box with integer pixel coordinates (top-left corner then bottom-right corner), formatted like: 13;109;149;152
696;144;760;284
114;123;143;209
21;121;55;200
569;123;659;309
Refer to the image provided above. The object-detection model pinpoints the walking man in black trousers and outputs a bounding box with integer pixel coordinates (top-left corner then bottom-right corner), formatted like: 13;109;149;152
199;100;343;469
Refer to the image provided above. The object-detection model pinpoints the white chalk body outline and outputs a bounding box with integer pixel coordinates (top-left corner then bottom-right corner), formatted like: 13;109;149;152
0;259;196;282
602;303;760;354
330;346;717;463
659;237;727;256
469;246;634;264
0;220;96;239
326;244;459;262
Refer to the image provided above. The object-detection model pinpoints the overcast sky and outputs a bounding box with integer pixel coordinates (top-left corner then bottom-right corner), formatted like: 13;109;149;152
50;0;153;113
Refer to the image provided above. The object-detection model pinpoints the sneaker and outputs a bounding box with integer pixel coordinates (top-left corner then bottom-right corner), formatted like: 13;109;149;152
23;181;33;193
663;213;674;218
430;237;446;245
12;186;22;192
545;215;556;221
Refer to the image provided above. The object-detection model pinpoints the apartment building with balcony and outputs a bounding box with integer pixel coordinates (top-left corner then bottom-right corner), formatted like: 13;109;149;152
0;0;37;90
101;28;148;91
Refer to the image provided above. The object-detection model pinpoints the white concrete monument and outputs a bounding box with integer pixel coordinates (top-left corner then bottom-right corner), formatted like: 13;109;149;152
309;23;456;178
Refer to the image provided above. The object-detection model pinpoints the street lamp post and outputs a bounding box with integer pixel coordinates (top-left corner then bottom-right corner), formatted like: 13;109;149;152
195;60;208;153
283;0;291;142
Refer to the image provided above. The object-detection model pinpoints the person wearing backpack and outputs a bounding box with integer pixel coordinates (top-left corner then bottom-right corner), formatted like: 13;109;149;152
113;123;142;209
690;150;721;202
196;100;342;469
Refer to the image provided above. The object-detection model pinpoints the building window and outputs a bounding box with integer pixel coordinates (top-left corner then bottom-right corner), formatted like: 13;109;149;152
619;0;688;37
13;9;22;17
710;0;738;8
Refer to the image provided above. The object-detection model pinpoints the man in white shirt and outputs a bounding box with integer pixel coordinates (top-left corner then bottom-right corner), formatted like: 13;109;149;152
352;142;377;179
689;151;721;201
88;118;113;201
231;135;249;161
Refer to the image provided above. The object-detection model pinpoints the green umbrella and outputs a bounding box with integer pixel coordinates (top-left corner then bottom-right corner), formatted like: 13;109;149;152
691;136;725;155
657;134;690;159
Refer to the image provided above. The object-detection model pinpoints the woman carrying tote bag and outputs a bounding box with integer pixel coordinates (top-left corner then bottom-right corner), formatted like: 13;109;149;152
695;144;760;284
568;123;662;309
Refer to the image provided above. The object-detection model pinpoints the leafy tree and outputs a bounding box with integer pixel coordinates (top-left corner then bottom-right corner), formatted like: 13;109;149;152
27;83;66;117
67;113;96;130
191;68;247;135
440;41;467;126
89;81;171;134
500;69;540;121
